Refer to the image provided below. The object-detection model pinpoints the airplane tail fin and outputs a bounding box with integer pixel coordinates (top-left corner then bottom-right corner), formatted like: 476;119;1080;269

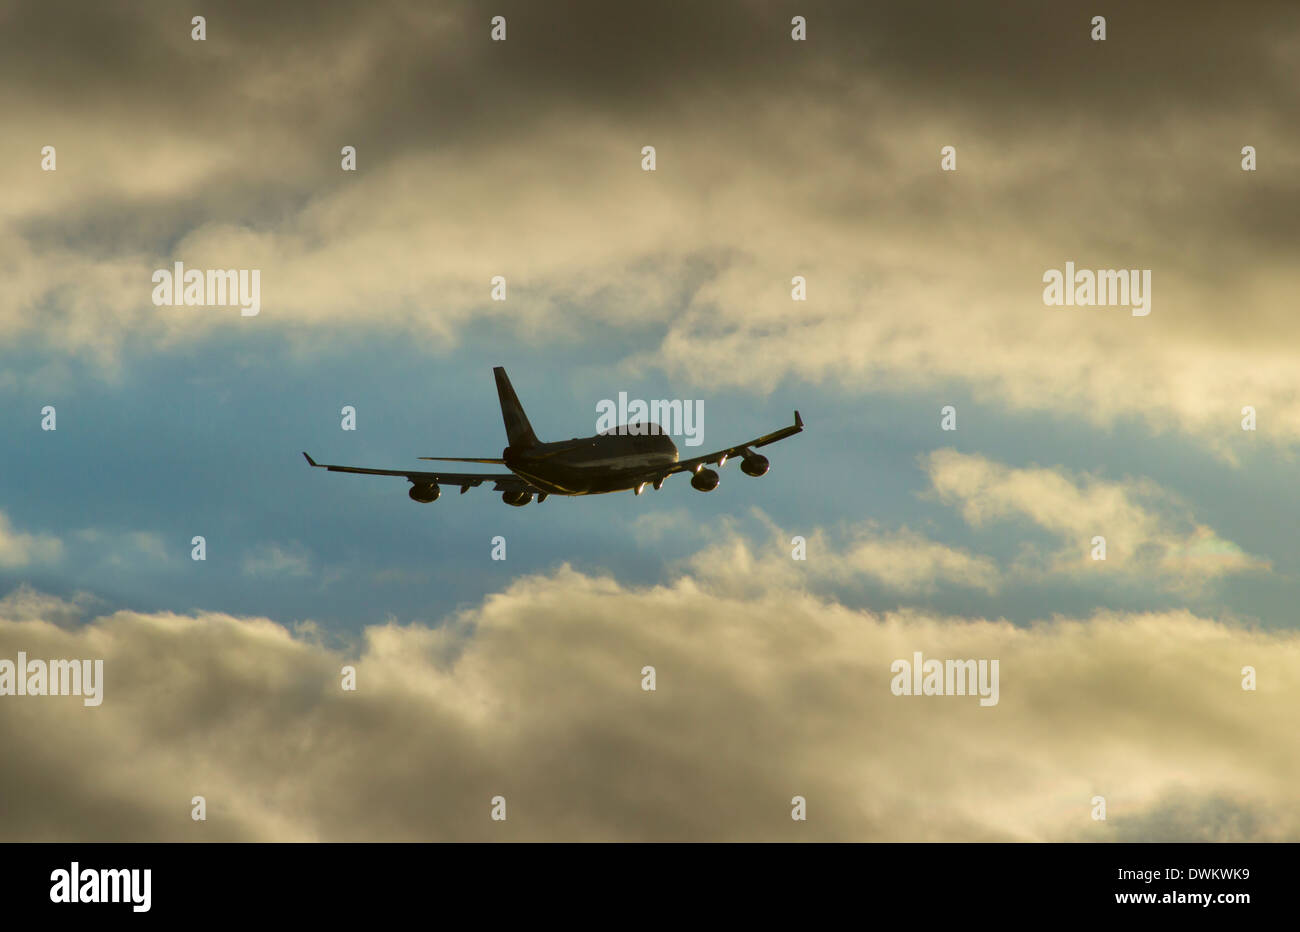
493;366;540;448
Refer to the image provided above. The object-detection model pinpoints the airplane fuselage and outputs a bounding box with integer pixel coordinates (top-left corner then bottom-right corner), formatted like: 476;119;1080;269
504;424;678;495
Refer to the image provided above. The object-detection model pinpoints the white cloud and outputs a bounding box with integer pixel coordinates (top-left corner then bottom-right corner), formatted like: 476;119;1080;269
1;559;1295;841
73;529;172;569
0;512;62;567
241;542;313;579
689;515;1000;596
0;585;96;628
924;450;1270;590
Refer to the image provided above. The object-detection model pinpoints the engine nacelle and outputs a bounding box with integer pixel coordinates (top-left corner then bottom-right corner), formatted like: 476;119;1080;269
691;468;720;492
408;482;441;503
502;490;533;507
740;454;770;477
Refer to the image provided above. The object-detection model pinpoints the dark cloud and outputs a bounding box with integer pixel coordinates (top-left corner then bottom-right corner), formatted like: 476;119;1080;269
7;1;1294;147
1112;792;1265;842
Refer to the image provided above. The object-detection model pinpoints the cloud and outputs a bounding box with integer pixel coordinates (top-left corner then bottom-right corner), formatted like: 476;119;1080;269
72;529;171;570
1103;791;1268;843
924;449;1270;589
0;511;62;567
689;515;1001;595
826;526;1000;594
0;585;96;628
0;559;1295;841
241;542;313;579
1;1;1297;454
628;508;702;544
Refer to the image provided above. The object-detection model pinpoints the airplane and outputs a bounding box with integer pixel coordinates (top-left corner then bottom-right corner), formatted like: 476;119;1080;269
303;367;804;506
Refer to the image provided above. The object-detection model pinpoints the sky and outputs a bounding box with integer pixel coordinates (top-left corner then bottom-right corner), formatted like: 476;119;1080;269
1;0;1298;841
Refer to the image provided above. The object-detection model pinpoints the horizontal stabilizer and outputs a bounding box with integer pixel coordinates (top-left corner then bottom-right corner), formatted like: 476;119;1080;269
418;456;507;463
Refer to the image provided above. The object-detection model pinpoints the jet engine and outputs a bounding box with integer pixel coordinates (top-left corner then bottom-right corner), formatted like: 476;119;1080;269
408;482;441;503
502;490;533;506
690;468;720;492
740;453;770;477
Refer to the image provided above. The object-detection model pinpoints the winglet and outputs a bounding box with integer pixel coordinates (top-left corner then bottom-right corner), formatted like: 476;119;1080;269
302;451;319;467
794;410;803;429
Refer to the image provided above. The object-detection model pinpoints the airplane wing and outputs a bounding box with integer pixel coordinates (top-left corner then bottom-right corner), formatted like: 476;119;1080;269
301;452;537;494
655;410;804;481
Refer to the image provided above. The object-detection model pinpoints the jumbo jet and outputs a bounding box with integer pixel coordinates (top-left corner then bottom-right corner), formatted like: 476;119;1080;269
303;367;803;506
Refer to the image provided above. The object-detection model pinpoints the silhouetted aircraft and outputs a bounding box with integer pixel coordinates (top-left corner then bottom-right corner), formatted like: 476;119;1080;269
303;367;803;506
